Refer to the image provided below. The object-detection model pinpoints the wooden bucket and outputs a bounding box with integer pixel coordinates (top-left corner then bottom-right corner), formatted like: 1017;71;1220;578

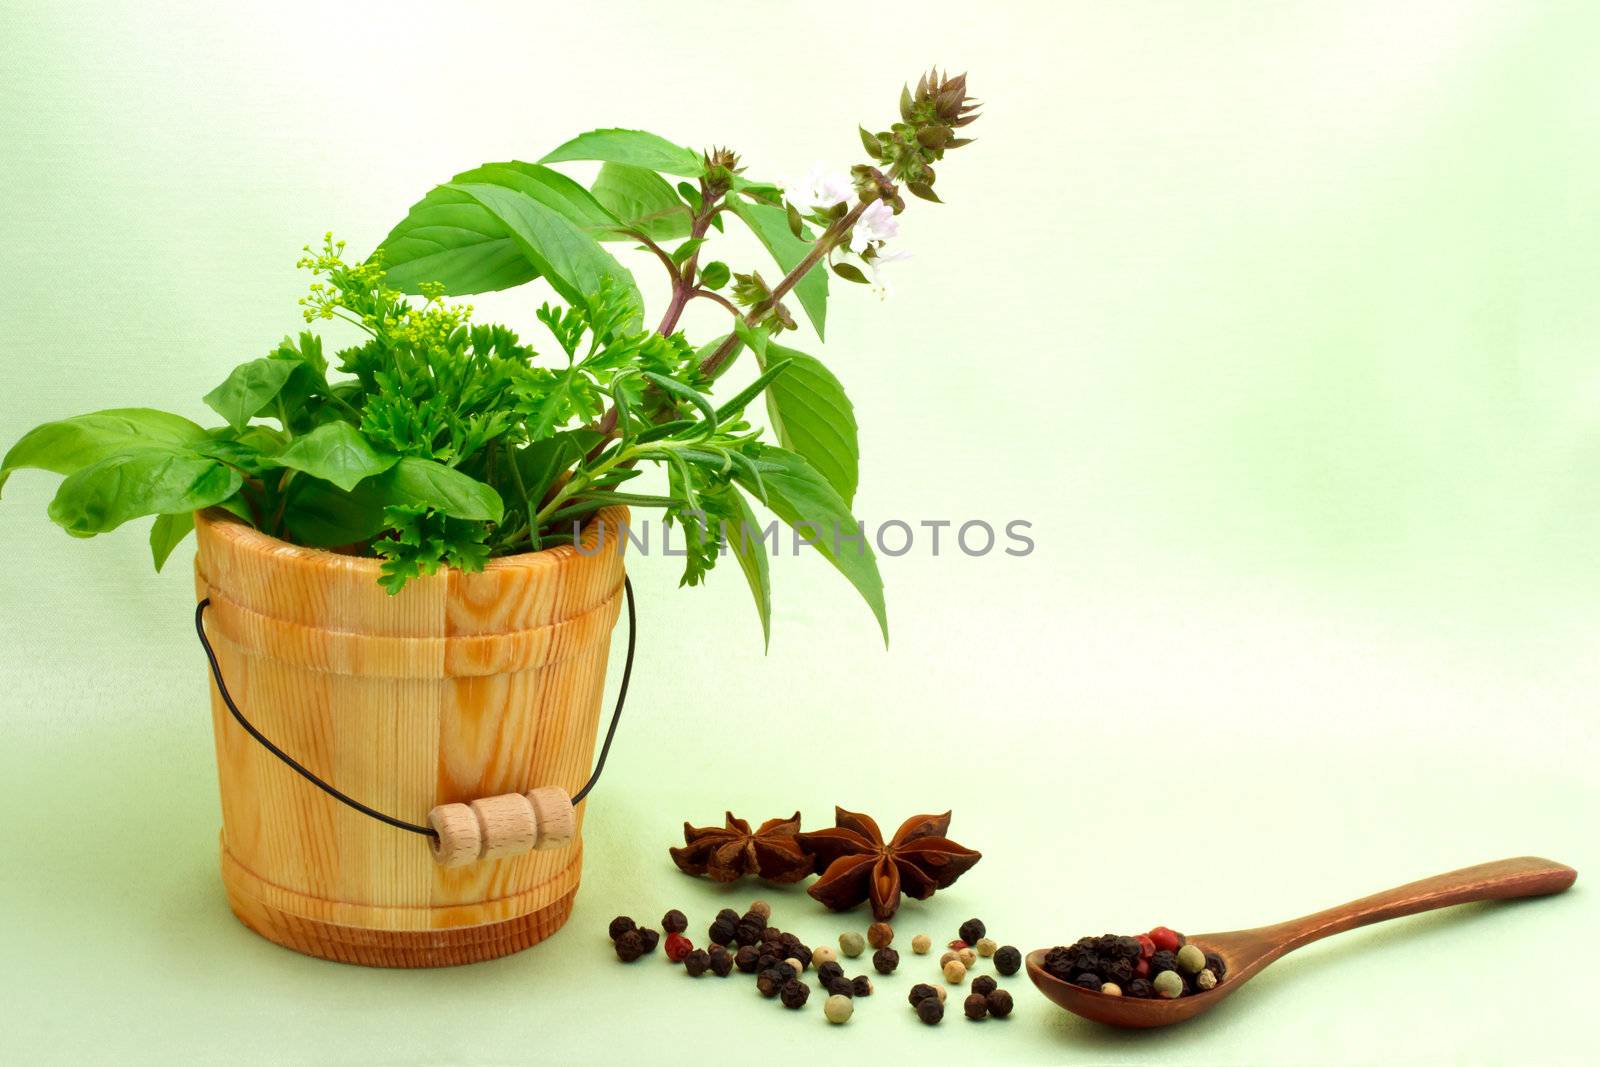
192;506;628;967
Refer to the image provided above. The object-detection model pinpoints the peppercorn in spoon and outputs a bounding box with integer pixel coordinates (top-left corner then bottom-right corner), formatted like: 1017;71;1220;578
1027;856;1576;1029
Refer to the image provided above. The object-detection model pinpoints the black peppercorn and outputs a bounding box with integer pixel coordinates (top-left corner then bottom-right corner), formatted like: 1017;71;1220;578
1106;958;1135;984
1073;973;1101;991
774;961;797;981
613;930;644;962
971;975;997;997
816;960;845;986
708;945;734;978
963;993;989;1020
1205;951;1227;980
756;970;782;998
608;916;637;941
779;979;810;1010
735;919;765;947
993;945;1021;976
661;910;687;935
872;947;899;975
1149;949;1178;975
958;918;986;945
986;989;1014;1018
851;975;873;997
636;927;660;954
735;945;761;974
756;952;780;973
908;982;939;1006
683;948;711;977
709;917;738;946
716;907;739;925
826;976;854;997
1126;978;1154;998
916;997;945;1025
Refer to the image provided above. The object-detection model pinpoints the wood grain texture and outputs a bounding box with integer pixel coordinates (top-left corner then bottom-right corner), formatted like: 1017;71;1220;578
193;507;629;967
1028;856;1577;1028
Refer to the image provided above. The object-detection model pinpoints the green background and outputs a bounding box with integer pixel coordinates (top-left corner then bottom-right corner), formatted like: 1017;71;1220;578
2;2;1596;1064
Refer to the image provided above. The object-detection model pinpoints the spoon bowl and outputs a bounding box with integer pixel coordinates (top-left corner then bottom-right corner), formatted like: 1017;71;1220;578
1028;856;1575;1029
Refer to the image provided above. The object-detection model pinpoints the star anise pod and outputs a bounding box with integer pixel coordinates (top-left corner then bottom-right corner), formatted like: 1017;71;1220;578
798;808;982;920
669;811;814;884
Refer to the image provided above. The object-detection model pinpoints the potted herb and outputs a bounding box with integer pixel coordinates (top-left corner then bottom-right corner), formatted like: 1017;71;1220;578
1;71;978;966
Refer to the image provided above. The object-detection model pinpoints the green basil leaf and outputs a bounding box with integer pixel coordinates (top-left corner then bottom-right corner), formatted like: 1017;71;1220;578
514;429;603;505
377;162;621;296
202;358;300;431
273;422;398;492
448;182;644;333
375;457;503;522
540;129;705;177
591;163;693;242
1;408;208;498
733;444;885;643
281;476;391;548
149;511;195;571
698;260;730;290
726;199;829;339
725;487;773;650
756;341;859;505
47;450;242;537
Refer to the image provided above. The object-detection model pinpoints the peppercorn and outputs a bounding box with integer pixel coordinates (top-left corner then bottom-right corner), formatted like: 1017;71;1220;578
782;957;805;977
1100;982;1122;996
993;945;1021;976
613;930;644;962
661;910;687;935
1149;949;1178;975
959;918;986;945
683;948;711;977
971;975;997;997
1152;970;1183;999
838;931;865;958
780;979;810;1010
908;983;939;1007
1073;973;1101;991
735;945;761;974
940;950;959;968
824;993;853;1024
986;989;1014;1018
749;900;772;920
608;916;637;941
964;992;989;1020
665;932;693;963
790;945;813;970
1196;968;1218;991
958;948;977;969
975;937;997;958
1148;926;1180;952
851;975;874;997
709;946;734;978
757;970;782;998
948;939;967;951
637;928;660;954
812;946;837;968
916;997;945;1025
1136;934;1156;959
1205;951;1227;980
867;922;894;949
815;960;843;985
716;907;739;925
1134;959;1150;979
775;961;798;981
872;947;899;975
1176;944;1206;974
1105;958;1135;984
943;959;967;983
1126;978;1154;998
709;917;738;946
735;919;765;947
911;934;931;955
826;976;854;997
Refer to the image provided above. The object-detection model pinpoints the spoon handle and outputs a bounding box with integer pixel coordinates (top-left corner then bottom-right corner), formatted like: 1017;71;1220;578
1269;856;1575;954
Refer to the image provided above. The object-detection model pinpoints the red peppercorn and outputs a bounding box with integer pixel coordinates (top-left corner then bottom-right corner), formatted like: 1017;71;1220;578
948;939;968;951
1148;927;1180;953
1136;935;1156;959
1135;958;1150;978
665;932;693;962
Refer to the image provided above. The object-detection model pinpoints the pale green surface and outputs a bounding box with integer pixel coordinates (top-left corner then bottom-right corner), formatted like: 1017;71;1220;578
2;2;1598;1064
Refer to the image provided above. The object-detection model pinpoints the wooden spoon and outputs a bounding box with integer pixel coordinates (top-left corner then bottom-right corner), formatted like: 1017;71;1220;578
1027;856;1576;1029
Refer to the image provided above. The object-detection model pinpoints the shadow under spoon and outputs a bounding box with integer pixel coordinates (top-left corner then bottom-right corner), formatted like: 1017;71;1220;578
1027;855;1577;1029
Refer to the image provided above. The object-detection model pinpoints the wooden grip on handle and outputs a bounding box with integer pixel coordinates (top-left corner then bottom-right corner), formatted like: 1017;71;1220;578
428;786;577;868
